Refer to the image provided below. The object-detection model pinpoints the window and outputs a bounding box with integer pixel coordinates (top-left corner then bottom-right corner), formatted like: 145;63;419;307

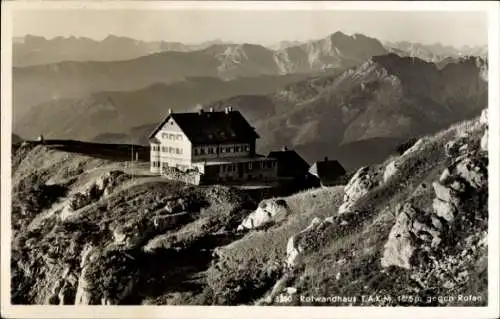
175;148;181;154
177;134;182;141
245;145;250;152
169;147;175;153
194;148;198;156
235;146;240;152
228;165;232;172
162;146;167;152
208;147;214;154
221;148;225;153
226;147;231;153
200;148;205;155
162;133;168;139
248;162;253;170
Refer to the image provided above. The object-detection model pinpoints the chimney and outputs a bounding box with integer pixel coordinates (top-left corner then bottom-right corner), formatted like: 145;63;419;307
225;107;230;114
324;156;328;162
168;108;172;114
209;107;214;112
282;145;288;151
228;106;233;112
198;108;204;115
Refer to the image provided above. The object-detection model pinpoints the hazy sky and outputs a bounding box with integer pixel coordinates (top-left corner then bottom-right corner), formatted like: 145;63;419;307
13;9;488;47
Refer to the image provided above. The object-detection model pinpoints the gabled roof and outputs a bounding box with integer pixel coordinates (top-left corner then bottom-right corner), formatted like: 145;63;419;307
309;159;346;184
268;149;309;177
149;110;259;144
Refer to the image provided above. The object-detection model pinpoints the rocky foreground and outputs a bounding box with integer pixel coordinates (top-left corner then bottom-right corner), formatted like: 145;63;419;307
11;109;488;305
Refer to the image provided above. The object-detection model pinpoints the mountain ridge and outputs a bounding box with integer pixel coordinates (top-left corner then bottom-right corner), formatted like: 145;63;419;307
15;53;486;173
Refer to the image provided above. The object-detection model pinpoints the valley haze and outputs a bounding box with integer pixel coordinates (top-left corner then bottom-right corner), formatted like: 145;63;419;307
2;2;499;319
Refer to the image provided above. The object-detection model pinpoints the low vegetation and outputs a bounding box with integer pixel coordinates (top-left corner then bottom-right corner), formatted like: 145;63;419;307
10;112;489;305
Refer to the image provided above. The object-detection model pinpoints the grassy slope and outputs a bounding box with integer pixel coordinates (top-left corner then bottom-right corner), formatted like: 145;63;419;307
11;141;256;305
204;115;488;306
288;116;488;306
204;186;345;305
11;115;488;306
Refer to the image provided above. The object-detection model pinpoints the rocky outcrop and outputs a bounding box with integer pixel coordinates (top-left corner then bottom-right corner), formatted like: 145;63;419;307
286;217;322;268
338;166;380;214
481;130;488;151
383;160;398;183
444;134;472;158
61;170;126;220
44;265;78;305
164;197;188;214
115;211;191;250
480;108;488;151
74;245;98;305
381;203;442;269
402;137;427;156
381;124;488;272
237;199;289;231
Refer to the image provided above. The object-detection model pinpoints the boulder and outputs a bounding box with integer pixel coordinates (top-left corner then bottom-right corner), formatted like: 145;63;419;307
237;199;289;230
286;217;322;268
383;160;398;183
338;166;379;214
480;108;488;126
481;129;488;151
431;215;443;230
411;219;441;248
113;227;128;245
382;203;442;269
286;236;302;268
381;204;416;269
455;157;487;189
439;168;452;184
432;182;460;206
444;136;470;158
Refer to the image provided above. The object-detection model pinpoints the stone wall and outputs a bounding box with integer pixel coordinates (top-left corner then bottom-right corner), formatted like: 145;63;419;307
161;166;202;185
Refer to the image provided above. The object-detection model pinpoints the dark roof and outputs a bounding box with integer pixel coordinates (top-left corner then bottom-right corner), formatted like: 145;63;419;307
149;110;259;144
309;159;346;184
268;149;309;177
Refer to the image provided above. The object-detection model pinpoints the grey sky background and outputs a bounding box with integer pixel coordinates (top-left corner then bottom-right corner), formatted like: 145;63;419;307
13;9;488;47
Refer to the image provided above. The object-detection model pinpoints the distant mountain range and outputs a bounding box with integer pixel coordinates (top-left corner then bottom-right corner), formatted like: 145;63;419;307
12;31;488;170
13;74;313;141
13;34;234;67
14;34;487;68
15;53;487;171
385;41;487;62
199;54;487;168
13;31;387;121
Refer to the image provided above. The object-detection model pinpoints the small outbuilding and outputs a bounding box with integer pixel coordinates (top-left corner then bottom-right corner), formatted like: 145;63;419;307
268;146;310;180
308;157;346;187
